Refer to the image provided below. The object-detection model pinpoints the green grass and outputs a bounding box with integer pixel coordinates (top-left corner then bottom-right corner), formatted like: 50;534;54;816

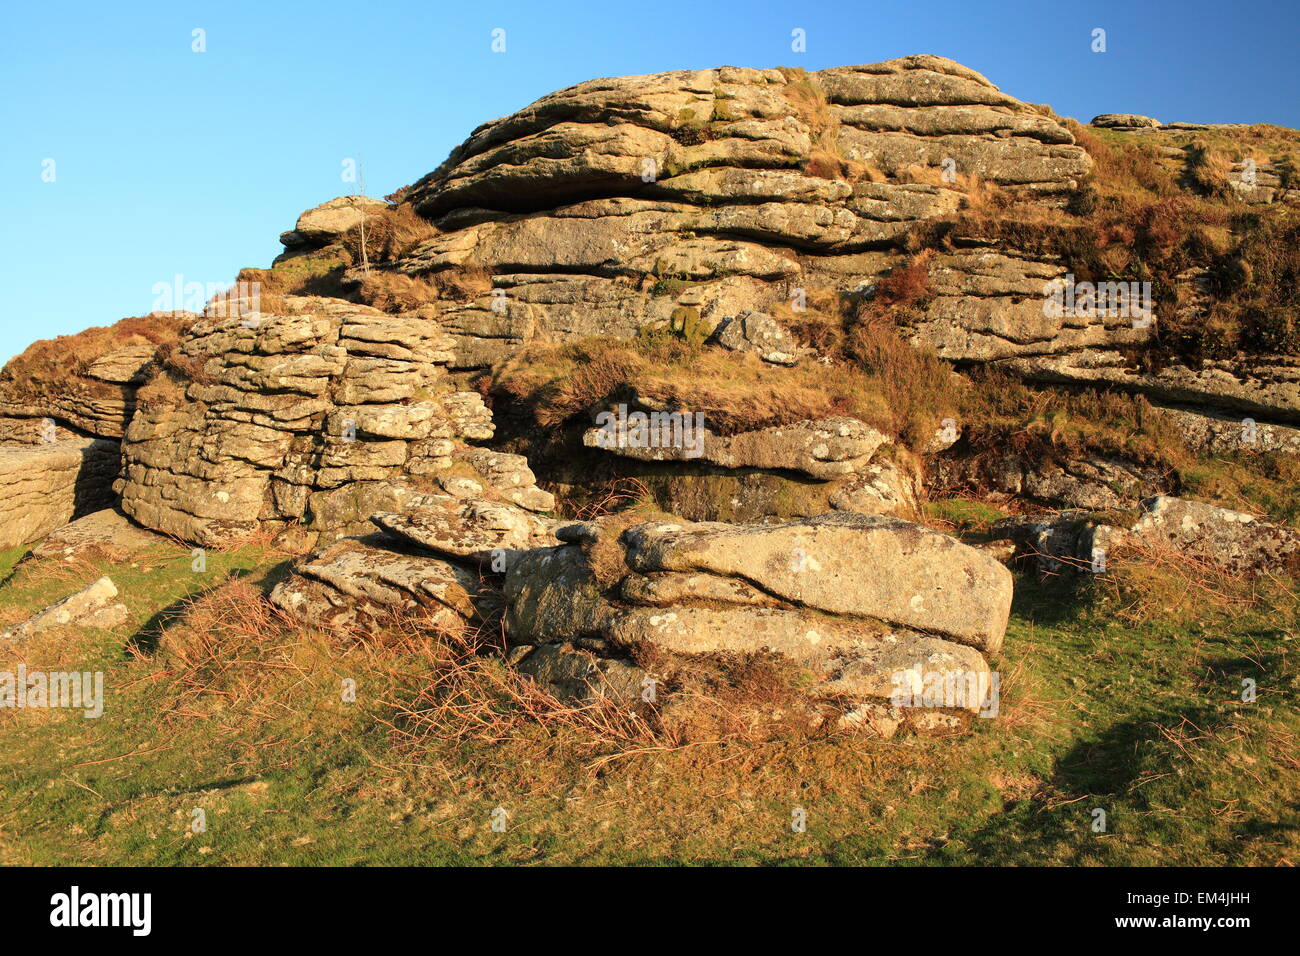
924;497;1009;538
0;532;1294;866
1180;454;1300;527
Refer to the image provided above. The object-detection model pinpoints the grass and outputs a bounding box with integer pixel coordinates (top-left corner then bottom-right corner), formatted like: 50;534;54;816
777;67;880;183
337;203;439;265
217;248;351;315
961;368;1188;465
924;497;1010;539
1178;453;1300;527
353;272;443;313
950;368;1300;528
0;527;1294;865
0;314;190;412
492;314;961;452
493;336;895;435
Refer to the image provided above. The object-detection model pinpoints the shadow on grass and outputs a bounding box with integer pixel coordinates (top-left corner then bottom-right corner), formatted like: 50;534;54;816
126;568;255;656
931;695;1230;865
0;550;31;590
123;550;300;657
935;642;1289;868
1009;570;1097;629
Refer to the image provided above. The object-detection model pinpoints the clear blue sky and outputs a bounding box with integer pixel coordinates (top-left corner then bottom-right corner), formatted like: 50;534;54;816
2;0;1297;365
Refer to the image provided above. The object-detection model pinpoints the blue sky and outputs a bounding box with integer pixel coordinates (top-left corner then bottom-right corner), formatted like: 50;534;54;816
2;0;1297;364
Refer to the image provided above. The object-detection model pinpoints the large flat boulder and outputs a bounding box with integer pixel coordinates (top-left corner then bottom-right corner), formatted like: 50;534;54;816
31;508;162;561
281;195;387;251
503;547;1001;726
620;513;1012;652
582;416;890;480
501;511;1010;726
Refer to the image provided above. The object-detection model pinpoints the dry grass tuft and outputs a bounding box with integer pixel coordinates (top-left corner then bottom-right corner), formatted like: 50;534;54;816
133;367;193;410
339;204;439;264
844;316;958;449
575;502;674;590
0;314;191;410
1084;540;1289;628
648;650;819;744
355;272;442;313
1183;141;1236;197
778;68;876;183
224;251;350;306
140;572;842;774
433;263;493;300
134;576;664;767
570;476;654;521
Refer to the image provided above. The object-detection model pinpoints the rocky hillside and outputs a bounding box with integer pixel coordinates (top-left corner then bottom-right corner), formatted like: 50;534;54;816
2;54;1298;738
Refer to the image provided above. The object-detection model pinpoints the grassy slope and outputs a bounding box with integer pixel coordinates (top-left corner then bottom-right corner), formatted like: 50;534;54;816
0;524;1294;867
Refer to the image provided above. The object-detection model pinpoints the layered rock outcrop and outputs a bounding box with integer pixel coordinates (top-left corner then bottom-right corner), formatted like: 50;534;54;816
2;52;1294;747
319;54;1293;433
0;316;189;440
92;53;1291;554
118;297;552;547
1001;352;1300;425
571;410;923;520
270;506;1010;734
361;56;1091;374
270;537;491;633
1156;404;1300;456
1;55;1289;563
582;416;889;479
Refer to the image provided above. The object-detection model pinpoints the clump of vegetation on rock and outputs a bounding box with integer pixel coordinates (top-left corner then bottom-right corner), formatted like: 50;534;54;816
337;203;440;264
491;328;958;453
778;67;881;182
906;120;1300;365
